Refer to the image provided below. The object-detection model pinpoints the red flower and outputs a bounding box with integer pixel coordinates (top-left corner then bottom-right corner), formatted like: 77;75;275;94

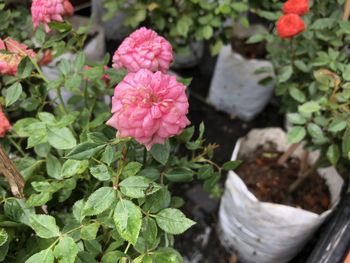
0;107;11;137
276;14;305;38
283;0;309;16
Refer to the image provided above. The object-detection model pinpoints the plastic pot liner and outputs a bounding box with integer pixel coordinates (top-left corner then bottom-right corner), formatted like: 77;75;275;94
218;128;344;263
208;45;274;121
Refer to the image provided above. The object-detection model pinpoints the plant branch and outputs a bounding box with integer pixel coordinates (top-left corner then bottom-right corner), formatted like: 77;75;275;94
0;145;25;198
343;0;350;21
289;158;319;193
277;143;300;165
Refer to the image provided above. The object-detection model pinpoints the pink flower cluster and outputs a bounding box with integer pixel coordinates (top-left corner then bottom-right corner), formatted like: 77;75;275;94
31;0;74;32
112;27;173;73
107;28;190;150
0;107;11;137
0;37;36;76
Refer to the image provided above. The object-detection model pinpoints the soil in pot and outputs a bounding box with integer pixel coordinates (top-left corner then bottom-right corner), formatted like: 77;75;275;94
236;145;330;214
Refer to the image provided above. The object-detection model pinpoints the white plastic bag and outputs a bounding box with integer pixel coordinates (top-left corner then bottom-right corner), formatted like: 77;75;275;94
218;128;343;263
208;45;274;121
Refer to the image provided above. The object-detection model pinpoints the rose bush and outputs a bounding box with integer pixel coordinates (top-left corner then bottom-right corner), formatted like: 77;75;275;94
248;0;350;172
0;1;238;262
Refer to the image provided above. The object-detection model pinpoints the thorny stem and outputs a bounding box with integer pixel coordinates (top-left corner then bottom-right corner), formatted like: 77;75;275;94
277;143;300;166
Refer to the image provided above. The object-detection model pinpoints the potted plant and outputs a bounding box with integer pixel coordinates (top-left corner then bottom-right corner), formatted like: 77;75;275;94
207;0;282;121
0;1;238;262
99;0;249;68
219;0;350;262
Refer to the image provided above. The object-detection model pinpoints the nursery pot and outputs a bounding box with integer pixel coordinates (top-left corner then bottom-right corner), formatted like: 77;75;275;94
208;24;274;121
218;128;344;263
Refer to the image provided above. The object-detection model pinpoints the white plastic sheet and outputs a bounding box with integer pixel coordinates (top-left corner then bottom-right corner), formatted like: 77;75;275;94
208;45;274;121
218;128;343;263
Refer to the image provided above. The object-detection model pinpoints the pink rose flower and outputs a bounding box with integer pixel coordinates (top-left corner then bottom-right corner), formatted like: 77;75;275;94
31;0;74;32
0;37;36;76
106;69;190;150
0;107;11;137
112;27;173;73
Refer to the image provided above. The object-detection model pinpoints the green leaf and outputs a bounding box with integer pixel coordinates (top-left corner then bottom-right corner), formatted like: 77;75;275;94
328;119;347;133
197;165;214;180
120;176;161;198
90;164;112;181
327;144;340;166
46;154;62;180
29;215;60;238
61;160;88;178
150;141;170;165
289;86;306;103
342;128;350;158
13;118;41;137
53;236;79;263
47;127;76;150
113;199;142;245
123;162;142;178
135;217;158;253
294;60;309;73
65;142;105;160
83;187;116;216
73;199;85;223
155;208;195;235
278;66;293;83
222;160;242;171
26;192;51;207
287;126;306;144
17;56;34;78
153;248;183;263
101;145;115;166
202;25;213;40
143;187;171;213
298;101;321;114
164;168;194;182
287;113;306;125
81;223;100;240
0;228;8;246
101;251;125;263
5;82;22;106
4;198;34;225
307;123;324;139
25;248;54;263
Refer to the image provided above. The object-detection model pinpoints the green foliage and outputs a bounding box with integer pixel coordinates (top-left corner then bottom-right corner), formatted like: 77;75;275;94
102;0;248;55
253;1;350;170
0;3;227;261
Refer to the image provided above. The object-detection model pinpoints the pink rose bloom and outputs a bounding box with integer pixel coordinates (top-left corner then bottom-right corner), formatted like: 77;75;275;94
0;38;36;76
0;107;11;137
112;27;173;73
106;69;190;150
31;0;74;32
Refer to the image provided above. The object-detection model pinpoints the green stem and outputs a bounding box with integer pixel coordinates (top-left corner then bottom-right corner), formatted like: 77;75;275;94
124;242;131;254
143;147;147;166
8;137;26;157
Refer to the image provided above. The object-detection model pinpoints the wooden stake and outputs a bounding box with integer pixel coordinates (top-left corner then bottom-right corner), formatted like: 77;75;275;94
0;145;25;198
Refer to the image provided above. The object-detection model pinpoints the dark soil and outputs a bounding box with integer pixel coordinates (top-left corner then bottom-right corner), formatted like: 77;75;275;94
236;146;330;214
